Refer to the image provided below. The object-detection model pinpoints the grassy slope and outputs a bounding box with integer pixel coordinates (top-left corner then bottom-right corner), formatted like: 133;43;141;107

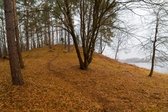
0;45;168;112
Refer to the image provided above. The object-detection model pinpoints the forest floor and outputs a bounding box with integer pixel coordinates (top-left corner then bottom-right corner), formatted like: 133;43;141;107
0;45;168;112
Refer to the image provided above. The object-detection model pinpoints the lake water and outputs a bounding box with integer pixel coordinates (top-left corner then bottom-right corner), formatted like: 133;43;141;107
129;62;168;74
102;47;168;74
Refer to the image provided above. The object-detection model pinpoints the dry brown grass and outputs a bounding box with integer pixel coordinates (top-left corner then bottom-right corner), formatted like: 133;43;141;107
0;45;168;112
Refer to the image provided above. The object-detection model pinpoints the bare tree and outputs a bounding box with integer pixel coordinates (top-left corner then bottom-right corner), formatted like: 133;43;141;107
148;10;159;77
111;30;129;60
117;0;168;76
139;2;168;76
56;0;118;70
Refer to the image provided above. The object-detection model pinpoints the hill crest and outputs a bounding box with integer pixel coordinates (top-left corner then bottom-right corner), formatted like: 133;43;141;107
0;45;168;111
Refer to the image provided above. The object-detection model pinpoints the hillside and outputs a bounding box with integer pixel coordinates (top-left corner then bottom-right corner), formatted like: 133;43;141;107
0;45;168;112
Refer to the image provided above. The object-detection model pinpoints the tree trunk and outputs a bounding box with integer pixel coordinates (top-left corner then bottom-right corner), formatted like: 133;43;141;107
36;32;41;48
4;0;24;85
56;27;59;44
60;28;63;44
0;47;2;58
48;20;51;49
71;32;86;70
67;32;71;52
1;10;8;57
115;40;120;60
149;16;159;77
13;0;24;68
44;24;48;45
25;0;29;51
52;24;54;45
99;36;103;54
40;33;44;47
19;24;24;51
64;30;67;49
3;44;8;57
32;37;36;49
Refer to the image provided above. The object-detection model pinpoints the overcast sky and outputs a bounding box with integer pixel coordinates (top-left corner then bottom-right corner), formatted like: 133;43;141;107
104;3;150;59
103;1;168;73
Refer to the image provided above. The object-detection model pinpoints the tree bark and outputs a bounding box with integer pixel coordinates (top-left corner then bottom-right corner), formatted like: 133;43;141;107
48;19;52;49
51;23;55;45
64;30;67;49
25;0;29;51
13;0;24;68
1;10;8;57
4;0;24;85
67;32;71;52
